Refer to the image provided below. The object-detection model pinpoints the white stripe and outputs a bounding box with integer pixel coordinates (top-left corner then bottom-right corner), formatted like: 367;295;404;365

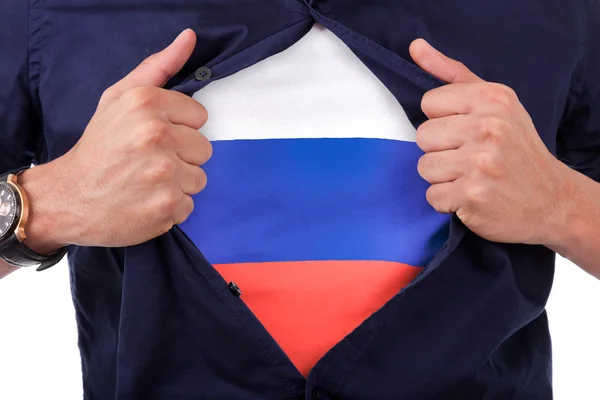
192;24;416;143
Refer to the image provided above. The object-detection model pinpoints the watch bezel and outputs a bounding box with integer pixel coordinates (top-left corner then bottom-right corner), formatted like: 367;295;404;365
0;181;20;243
0;174;29;243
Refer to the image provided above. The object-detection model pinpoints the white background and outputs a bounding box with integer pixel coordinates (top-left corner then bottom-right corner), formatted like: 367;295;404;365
0;256;599;399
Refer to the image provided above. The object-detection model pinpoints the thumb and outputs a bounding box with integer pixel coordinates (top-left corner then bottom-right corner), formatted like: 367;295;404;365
409;38;483;84
109;29;197;97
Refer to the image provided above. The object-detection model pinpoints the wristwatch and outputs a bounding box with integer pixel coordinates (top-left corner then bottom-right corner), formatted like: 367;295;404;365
0;168;67;271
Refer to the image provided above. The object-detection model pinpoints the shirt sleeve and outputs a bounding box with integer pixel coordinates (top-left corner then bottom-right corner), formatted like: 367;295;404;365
556;0;600;183
0;0;45;173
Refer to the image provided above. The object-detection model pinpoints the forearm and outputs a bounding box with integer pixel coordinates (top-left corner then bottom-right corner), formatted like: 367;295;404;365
544;162;600;279
0;260;17;279
18;162;73;254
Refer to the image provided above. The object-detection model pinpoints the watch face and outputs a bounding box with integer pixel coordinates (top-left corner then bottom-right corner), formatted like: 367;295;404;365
0;182;18;239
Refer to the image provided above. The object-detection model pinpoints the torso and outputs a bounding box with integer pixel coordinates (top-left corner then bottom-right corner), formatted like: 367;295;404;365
183;24;449;375
24;0;583;395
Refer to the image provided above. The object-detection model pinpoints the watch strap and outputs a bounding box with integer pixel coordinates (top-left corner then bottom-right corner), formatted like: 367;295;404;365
0;234;68;271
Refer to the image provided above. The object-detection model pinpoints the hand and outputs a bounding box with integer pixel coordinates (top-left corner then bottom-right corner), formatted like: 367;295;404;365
20;29;212;251
409;39;567;245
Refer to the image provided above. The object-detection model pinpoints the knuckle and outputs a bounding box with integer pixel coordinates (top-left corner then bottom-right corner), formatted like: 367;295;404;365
451;62;468;82
99;87;118;104
158;219;175;235
206;139;213;161
182;197;195;220
142;53;159;66
486;116;510;137
421;91;434;114
132;120;169;151
196;102;209;127
187;167;208;194
172;198;195;226
455;61;467;71
171;93;209;129
147;158;176;182
474;151;499;173
496;83;517;98
482;84;514;108
415;122;431;150
425;186;436;204
198;134;213;164
141;54;171;83
139;120;169;148
194;168;208;192
465;184;488;205
126;87;158;110
427;187;453;213
478;116;508;142
425;186;442;211
155;191;180;217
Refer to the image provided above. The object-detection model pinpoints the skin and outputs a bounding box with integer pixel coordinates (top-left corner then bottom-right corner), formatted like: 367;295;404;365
1;29;210;278
409;39;600;279
1;33;599;280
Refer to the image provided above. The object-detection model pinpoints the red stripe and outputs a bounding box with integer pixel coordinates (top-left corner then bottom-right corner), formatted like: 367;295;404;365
214;260;420;377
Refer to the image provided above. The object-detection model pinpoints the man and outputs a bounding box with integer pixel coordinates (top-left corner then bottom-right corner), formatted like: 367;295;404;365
0;0;598;398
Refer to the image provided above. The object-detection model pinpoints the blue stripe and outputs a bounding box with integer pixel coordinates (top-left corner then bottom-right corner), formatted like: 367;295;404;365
180;138;450;267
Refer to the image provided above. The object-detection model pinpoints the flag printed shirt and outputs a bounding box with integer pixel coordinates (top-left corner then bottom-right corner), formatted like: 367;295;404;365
183;23;450;377
1;0;599;399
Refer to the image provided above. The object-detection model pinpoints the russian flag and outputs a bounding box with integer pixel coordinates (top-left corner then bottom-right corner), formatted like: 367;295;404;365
180;24;450;376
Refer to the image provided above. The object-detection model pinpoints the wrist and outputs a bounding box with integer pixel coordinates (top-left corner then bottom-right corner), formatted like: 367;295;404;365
539;161;587;255
17;160;76;254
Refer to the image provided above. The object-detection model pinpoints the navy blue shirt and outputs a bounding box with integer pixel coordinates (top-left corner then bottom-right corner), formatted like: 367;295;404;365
1;1;599;399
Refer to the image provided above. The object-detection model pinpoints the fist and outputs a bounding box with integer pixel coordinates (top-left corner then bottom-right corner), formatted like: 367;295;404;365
52;29;212;247
409;39;565;245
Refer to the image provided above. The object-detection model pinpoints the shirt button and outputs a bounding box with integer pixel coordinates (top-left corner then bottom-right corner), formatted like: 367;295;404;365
228;281;242;297
194;66;212;81
311;388;322;400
